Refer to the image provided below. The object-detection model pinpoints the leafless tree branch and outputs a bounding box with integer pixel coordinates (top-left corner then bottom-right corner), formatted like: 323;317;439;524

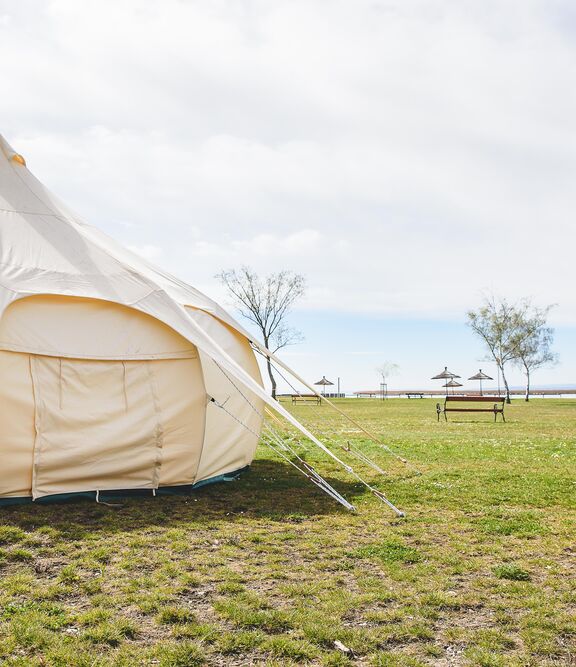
216;266;305;398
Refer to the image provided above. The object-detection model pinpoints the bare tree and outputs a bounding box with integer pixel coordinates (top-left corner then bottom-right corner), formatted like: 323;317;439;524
376;362;399;400
513;309;557;401
467;296;554;404
216;266;305;399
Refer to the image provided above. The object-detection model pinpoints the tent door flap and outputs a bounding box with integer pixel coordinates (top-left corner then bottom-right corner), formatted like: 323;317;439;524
30;357;163;499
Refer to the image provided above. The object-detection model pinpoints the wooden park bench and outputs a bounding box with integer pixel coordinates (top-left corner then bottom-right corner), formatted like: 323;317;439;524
406;392;424;399
436;396;506;422
291;394;322;405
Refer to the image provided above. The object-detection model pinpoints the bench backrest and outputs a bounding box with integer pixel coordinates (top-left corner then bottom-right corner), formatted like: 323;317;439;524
445;396;505;404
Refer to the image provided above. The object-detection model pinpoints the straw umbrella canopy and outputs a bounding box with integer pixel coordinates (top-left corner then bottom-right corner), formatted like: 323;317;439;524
314;375;334;396
443;379;463;395
431;367;461;396
431;366;461;380
468;369;493;396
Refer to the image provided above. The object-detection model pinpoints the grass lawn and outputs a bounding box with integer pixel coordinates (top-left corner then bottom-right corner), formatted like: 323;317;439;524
0;398;574;666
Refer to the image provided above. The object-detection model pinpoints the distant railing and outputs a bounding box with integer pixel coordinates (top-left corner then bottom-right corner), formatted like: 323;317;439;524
353;389;576;398
277;393;346;400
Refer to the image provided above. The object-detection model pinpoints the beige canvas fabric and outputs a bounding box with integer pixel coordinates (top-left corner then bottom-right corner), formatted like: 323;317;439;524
30;355;207;498
0;296;260;499
190;309;263;482
0;134;270;500
0;350;35;497
31;356;166;497
0;295;198;360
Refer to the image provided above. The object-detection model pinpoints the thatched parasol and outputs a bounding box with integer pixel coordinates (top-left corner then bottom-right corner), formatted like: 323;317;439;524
314;375;334;396
432;367;461;395
468;369;493;396
443;379;463;395
431;366;461;380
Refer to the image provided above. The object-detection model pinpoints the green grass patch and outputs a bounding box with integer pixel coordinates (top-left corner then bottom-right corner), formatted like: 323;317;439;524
350;540;421;564
156;606;197;625
476;510;547;537
153;640;206;666
493;564;531;581
0;526;27;545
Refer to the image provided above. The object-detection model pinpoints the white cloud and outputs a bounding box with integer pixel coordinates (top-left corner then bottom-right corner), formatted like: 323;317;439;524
0;0;574;327
127;244;163;261
233;230;323;256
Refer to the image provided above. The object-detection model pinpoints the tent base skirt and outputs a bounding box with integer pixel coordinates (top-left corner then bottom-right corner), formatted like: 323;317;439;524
0;465;250;506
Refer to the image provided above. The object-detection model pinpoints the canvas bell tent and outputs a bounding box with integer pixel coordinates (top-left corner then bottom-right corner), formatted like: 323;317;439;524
0;134;408;513
0;135;271;503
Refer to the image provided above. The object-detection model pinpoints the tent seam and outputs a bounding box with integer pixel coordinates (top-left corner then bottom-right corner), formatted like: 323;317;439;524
146;360;165;490
0;342;198;361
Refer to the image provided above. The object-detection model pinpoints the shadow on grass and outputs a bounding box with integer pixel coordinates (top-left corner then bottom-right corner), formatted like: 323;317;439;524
0;458;370;537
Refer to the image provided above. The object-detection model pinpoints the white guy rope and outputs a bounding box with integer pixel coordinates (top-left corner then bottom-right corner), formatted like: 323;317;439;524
209;395;355;511
212;362;404;516
255;348;421;477
342;441;389;476
212;362;352;470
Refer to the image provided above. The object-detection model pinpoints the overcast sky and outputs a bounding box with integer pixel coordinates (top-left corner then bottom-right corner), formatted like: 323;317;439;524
1;0;574;390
